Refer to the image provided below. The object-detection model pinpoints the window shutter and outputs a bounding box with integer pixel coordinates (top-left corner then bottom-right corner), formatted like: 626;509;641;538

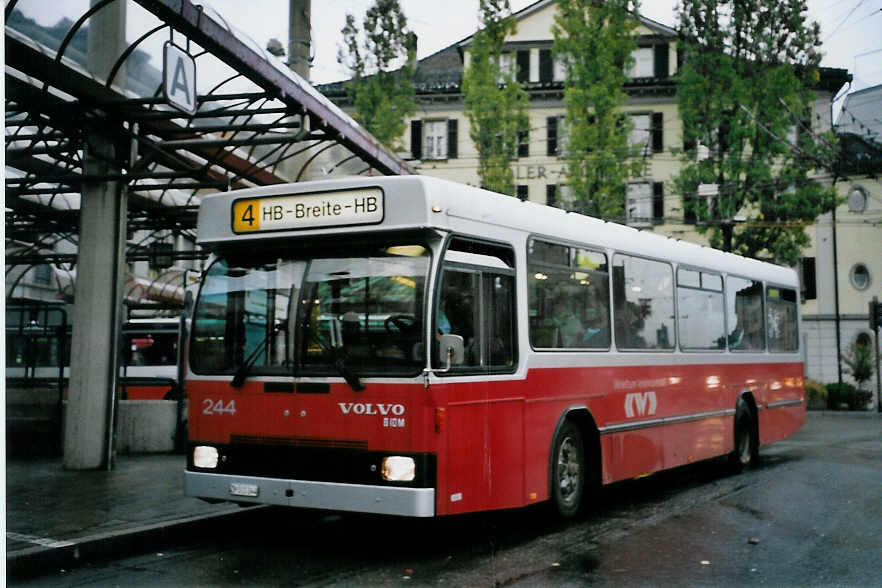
517;50;530;84
518;129;529;158
651;112;664;153
683;136;696;153
684;194;697;224
547;116;558;156
546;184;557;207
801;257;817;300
539;49;552;83
652;182;664;220
410;120;422;160
654;44;669;78
447;119;458;159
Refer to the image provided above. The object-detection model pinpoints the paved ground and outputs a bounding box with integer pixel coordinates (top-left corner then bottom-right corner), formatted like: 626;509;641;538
6;412;881;585
5;453;249;577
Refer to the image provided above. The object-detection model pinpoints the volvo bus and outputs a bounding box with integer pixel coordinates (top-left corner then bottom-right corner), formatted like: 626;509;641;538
184;176;804;518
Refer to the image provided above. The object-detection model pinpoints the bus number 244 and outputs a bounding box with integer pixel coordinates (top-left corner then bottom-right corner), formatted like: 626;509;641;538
202;398;237;415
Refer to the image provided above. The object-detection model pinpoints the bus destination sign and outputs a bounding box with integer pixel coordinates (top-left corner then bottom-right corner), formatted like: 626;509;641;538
232;188;384;233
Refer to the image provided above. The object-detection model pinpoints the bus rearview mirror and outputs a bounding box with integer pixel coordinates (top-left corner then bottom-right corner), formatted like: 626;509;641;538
439;334;464;366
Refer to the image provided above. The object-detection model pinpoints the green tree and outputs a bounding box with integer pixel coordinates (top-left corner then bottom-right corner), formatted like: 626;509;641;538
462;0;529;195
552;0;643;218
337;0;417;149
674;0;839;264
842;340;874;392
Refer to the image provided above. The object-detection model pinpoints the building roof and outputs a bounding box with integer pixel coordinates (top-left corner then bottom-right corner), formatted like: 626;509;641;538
318;2;850;101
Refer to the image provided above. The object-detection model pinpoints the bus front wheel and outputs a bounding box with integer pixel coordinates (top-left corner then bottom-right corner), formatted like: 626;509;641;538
551;421;585;518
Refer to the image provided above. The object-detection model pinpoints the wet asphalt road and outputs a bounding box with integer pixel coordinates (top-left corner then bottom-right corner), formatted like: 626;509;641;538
13;413;881;587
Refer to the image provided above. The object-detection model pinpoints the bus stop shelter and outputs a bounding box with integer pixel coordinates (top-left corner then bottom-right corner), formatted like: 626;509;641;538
5;0;410;468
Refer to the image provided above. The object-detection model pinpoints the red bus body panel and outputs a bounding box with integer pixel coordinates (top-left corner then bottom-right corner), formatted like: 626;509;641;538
188;359;804;517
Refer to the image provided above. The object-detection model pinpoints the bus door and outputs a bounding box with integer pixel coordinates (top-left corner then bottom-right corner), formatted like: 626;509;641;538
434;240;520;514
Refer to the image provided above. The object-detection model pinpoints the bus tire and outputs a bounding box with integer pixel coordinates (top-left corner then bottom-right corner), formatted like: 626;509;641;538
551;421;585;518
730;400;758;472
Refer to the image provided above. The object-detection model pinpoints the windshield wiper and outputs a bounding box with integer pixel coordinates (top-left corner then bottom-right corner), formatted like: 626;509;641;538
231;335;268;388
312;318;364;391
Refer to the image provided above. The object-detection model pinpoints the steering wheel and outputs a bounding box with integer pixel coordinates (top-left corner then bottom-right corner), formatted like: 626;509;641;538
384;314;416;334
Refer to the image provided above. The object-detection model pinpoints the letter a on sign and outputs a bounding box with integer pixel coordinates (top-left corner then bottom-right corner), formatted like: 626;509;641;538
163;42;197;115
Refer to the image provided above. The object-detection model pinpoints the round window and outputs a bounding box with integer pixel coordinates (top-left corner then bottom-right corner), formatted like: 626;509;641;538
850;263;871;291
847;186;868;213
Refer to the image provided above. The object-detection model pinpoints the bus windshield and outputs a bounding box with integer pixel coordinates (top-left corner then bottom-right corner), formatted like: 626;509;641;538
190;242;430;379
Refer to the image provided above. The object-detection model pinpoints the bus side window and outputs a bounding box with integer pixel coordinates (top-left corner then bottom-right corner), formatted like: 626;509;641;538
726;277;765;351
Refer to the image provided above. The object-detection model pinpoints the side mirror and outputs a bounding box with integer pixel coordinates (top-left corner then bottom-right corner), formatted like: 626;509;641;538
439;334;464;367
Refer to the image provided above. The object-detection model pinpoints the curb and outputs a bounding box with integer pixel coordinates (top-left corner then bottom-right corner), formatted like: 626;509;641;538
7;505;269;579
807;410;881;418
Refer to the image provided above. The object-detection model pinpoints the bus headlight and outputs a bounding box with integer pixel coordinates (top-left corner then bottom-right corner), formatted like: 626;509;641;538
193;445;219;469
381;456;415;482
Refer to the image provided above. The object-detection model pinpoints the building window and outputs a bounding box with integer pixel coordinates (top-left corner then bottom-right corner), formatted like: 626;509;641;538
516;185;529;201
411;119;458;161
629;114;651;155
629;47;653;78
626;182;664;226
850;263;871;291
628;113;663;155
424;120;448;160
628;44;669;78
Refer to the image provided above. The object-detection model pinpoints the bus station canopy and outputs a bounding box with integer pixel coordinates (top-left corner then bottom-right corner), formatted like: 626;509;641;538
5;0;410;300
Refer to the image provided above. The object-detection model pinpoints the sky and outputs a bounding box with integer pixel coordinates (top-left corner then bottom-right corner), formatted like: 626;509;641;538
13;0;882;112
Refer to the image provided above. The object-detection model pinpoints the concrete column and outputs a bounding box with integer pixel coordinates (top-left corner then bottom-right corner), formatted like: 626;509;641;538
63;0;128;469
64;135;127;469
288;0;311;80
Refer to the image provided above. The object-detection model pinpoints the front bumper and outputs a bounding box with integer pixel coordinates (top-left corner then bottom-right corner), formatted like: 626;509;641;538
184;470;435;517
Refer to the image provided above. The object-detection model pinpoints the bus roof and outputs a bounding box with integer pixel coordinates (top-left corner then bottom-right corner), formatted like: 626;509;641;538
197;176;797;286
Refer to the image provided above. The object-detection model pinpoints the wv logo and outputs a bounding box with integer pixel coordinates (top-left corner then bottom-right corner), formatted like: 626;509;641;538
624;391;658;418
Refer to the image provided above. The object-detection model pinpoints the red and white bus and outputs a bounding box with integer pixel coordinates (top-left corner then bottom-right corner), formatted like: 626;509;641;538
184;176;805;518
5;309;184;401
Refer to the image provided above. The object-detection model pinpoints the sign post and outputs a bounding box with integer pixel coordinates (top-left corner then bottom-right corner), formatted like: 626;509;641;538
163;42;197;115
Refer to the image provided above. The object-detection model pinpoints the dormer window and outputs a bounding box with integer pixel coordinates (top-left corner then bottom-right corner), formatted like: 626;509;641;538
627;43;671;79
629;47;654;77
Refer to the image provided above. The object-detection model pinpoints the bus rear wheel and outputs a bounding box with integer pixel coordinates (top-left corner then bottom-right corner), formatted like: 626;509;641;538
551;421;585;518
730;400;758;472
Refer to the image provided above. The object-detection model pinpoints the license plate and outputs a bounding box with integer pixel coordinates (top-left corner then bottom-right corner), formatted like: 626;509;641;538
229;482;259;497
